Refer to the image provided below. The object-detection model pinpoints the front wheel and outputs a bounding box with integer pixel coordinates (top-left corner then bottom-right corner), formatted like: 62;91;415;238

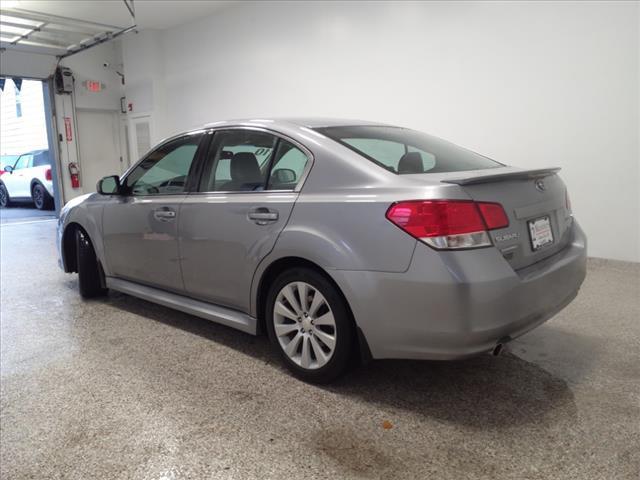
266;268;354;383
0;183;10;208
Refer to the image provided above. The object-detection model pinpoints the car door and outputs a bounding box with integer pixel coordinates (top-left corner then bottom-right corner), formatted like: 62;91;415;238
179;128;311;312
4;154;33;197
102;132;205;292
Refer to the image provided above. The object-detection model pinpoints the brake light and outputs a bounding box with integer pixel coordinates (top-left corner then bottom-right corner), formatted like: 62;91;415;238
45;167;52;181
386;200;509;250
565;189;572;213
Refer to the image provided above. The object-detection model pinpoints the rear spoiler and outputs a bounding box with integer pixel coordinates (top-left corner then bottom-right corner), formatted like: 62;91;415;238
442;167;561;186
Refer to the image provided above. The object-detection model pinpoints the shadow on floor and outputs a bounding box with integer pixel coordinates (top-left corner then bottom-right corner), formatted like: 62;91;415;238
95;287;578;431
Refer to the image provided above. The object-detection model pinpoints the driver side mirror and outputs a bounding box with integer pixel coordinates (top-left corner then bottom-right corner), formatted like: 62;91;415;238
4;165;14;173
97;175;121;195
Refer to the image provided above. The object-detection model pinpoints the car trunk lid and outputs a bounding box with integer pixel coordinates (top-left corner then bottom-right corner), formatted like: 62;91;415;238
440;167;573;270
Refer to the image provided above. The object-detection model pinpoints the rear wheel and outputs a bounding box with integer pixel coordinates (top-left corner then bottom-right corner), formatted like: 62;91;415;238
32;183;53;210
0;183;10;208
76;229;108;298
266;268;354;383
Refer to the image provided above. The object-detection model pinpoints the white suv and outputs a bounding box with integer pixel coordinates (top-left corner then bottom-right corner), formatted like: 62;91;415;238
0;150;54;210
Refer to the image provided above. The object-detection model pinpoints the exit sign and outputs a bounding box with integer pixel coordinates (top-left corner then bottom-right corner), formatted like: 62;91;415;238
84;80;104;92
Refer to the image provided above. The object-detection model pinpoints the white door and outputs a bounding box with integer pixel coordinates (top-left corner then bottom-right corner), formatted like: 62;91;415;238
3;153;33;197
76;109;124;193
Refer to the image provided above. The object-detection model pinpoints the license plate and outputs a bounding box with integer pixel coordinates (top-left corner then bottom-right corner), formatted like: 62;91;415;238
528;216;554;251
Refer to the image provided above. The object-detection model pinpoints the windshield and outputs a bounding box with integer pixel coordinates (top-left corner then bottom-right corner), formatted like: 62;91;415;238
315;125;502;174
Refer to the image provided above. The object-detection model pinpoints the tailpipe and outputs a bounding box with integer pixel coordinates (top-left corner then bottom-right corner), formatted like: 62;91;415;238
491;337;512;356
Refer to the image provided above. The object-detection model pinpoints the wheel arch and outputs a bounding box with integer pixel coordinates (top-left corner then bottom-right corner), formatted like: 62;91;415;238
30;178;45;194
61;222;99;274
61;222;83;273
253;256;372;363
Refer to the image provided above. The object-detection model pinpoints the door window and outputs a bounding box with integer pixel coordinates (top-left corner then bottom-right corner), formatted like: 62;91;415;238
13;155;32;170
124;134;202;195
200;130;277;192
267;140;309;190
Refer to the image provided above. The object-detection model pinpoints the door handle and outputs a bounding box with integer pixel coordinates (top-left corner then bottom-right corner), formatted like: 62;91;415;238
153;208;176;222
248;207;278;225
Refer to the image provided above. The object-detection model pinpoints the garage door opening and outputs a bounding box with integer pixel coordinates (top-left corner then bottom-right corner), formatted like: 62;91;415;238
0;78;61;223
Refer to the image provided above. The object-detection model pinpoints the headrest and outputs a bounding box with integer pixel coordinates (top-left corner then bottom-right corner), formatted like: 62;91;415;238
397;152;423;174
230;152;262;182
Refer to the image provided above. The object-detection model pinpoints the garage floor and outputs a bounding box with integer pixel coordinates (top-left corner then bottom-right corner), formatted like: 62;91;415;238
0;205;56;224
1;221;638;480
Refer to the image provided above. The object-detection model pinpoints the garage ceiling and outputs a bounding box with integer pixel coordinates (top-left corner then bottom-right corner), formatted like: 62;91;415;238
0;0;234;56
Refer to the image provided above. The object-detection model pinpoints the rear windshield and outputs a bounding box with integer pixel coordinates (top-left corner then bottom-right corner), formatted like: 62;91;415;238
315;126;502;174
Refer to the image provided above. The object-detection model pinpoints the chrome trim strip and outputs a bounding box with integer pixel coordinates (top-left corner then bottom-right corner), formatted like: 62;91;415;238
106;277;257;335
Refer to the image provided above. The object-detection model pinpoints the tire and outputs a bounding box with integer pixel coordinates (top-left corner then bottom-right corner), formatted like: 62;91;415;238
76;229;108;298
0;183;10;208
32;183;53;210
266;267;354;383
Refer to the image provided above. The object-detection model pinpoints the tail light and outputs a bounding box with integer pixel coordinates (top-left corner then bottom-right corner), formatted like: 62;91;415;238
386;200;509;249
565;189;572;214
45;167;52;181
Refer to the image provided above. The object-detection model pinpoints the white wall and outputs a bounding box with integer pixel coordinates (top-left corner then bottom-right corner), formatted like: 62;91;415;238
122;1;640;262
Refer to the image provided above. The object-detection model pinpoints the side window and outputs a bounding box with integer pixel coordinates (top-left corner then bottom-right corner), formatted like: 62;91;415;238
124;134;202;195
267;140;309;190
200;130;277;192
14;155;32;170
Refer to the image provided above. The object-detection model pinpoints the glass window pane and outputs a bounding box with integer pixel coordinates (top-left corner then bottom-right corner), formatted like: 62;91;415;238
317;126;501;174
14;155;31;169
201;130;276;192
267;140;309;190
125;135;201;195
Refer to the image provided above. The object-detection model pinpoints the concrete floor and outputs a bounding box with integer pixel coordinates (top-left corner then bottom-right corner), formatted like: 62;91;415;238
1;220;638;480
0;205;56;224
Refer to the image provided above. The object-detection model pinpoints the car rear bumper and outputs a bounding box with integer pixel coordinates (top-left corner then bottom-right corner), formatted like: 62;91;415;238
330;220;587;360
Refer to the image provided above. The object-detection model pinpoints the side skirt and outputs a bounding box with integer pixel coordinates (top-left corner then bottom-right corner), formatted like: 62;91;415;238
106;277;258;335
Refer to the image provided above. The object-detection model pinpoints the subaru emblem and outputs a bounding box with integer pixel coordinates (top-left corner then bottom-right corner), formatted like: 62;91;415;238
535;178;546;192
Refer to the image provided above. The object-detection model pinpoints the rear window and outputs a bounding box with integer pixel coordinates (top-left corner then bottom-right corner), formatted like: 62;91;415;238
315;126;502;174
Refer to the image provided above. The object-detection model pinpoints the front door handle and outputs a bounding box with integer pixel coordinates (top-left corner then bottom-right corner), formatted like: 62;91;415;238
153;208;176;222
248;207;278;225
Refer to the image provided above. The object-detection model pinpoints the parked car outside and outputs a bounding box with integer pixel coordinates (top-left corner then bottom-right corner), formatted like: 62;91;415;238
0;150;54;210
56;118;587;383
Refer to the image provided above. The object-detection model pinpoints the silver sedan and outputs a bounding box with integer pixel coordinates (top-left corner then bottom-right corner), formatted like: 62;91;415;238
57;118;587;383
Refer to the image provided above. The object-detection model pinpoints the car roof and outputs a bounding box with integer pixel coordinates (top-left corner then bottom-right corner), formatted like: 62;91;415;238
202;117;392;130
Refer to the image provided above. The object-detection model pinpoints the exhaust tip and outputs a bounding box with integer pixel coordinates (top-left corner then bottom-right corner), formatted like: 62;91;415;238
492;336;512;356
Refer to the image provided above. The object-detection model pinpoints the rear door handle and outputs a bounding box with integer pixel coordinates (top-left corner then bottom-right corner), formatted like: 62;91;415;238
153;208;176;222
248;207;278;225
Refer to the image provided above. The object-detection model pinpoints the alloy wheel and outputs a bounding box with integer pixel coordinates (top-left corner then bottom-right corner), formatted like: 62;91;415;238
33;186;43;209
273;281;337;370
